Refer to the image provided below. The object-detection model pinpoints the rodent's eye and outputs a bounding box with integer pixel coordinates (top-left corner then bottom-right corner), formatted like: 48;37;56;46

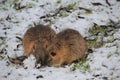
50;52;56;57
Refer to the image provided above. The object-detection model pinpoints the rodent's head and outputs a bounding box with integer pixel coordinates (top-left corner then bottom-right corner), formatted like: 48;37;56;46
32;40;57;66
47;46;66;67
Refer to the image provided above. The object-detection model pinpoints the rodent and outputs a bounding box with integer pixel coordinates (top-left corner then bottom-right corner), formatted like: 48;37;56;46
48;29;87;67
9;24;57;66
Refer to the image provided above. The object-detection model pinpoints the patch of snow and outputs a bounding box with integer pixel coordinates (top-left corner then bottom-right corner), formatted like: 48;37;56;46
0;0;120;80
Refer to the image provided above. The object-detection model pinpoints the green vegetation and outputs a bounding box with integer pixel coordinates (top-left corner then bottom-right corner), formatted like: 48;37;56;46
0;37;6;46
85;10;92;14
27;2;35;8
88;24;105;35
59;10;68;17
86;23;120;48
56;0;61;4
32;0;39;2
13;0;36;10
58;2;77;17
0;18;4;22
115;48;120;55
73;58;90;71
47;22;52;27
86;37;103;48
66;2;76;10
107;53;112;58
0;55;5;60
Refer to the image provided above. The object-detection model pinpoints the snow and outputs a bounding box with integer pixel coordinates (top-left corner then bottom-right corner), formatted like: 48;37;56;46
0;0;120;80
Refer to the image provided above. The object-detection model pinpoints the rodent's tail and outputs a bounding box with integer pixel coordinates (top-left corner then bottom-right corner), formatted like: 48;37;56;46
8;56;27;65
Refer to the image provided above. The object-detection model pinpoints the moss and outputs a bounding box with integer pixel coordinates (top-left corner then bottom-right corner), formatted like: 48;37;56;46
47;22;52;27
0;37;6;46
0;55;5;60
56;2;76;17
73;58;90;71
2;5;8;10
85;9;92;14
27;2;35;8
13;0;21;4
107;36;115;43
66;2;76;10
87;26;102;48
88;24;105;35
0;18;4;22
86;37;103;48
115;48;120;55
13;0;21;8
59;10;68;17
33;0;39;2
56;0;61;4
107;53;112;58
87;23;120;48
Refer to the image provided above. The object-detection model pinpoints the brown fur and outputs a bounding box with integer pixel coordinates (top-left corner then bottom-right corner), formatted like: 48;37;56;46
48;29;87;67
9;24;57;66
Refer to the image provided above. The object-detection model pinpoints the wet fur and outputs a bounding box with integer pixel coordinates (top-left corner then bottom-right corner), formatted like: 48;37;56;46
48;29;87;67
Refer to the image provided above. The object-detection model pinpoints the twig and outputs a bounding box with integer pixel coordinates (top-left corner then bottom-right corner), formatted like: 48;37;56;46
16;36;22;41
92;3;102;6
105;0;111;6
79;7;92;13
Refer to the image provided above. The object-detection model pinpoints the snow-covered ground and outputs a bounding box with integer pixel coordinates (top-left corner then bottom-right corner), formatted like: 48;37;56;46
0;0;120;80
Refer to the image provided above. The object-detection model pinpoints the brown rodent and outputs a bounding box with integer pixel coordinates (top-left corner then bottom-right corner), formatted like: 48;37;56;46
48;29;87;67
9;24;57;66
